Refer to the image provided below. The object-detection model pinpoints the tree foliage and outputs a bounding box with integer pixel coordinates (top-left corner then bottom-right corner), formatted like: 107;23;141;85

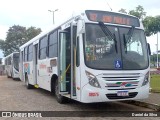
118;8;127;14
143;16;156;36
150;54;160;63
26;26;41;41
143;15;160;36
119;5;160;37
129;5;146;19
0;25;41;56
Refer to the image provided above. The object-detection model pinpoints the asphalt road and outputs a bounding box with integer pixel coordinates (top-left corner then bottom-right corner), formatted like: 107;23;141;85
0;76;159;120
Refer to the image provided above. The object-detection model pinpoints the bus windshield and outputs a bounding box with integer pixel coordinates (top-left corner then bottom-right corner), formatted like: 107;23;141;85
13;53;19;71
84;23;149;70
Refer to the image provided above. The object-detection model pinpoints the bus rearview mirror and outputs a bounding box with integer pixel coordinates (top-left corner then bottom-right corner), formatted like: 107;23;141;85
147;43;151;55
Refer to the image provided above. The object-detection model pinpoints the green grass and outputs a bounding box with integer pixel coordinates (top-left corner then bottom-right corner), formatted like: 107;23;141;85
150;74;160;92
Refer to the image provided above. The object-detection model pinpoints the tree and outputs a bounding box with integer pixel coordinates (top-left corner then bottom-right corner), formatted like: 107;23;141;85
143;16;155;36
129;5;146;19
0;39;5;50
150;54;160;63
0;25;41;56
154;16;160;33
143;16;160;36
4;25;27;56
118;8;127;14
119;5;160;37
0;39;6;56
26;26;42;41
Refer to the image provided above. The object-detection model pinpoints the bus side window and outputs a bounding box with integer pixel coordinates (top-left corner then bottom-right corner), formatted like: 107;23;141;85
24;47;28;62
76;37;80;67
28;44;33;61
48;31;58;58
39;36;48;59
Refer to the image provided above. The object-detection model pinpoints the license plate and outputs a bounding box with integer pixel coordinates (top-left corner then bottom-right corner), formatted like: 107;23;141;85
117;91;129;96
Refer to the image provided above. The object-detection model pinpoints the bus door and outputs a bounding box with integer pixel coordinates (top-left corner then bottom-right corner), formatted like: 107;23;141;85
33;43;38;85
58;30;71;95
71;23;77;99
58;25;78;99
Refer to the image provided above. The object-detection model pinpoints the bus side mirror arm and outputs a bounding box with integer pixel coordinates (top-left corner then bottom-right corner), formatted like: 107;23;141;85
147;43;151;56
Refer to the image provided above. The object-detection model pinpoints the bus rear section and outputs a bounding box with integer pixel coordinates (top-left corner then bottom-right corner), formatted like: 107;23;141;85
5;52;20;79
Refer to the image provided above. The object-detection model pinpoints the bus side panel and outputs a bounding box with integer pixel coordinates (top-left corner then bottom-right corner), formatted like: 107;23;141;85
12;67;19;79
37;59;51;91
6;65;12;77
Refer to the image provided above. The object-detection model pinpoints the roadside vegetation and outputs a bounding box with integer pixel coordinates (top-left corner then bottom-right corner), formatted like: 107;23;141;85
150;74;160;92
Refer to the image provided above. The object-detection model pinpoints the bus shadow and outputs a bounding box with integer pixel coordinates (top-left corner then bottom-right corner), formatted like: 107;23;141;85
6;76;21;81
28;87;141;111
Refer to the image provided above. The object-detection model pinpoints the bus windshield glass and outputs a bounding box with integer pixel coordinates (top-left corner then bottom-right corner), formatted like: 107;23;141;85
84;23;149;70
13;53;19;71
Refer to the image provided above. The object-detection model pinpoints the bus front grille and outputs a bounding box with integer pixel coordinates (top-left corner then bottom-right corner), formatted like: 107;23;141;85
100;73;141;90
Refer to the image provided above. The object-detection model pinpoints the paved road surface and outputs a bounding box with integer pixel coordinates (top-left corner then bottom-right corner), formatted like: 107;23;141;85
0;76;159;120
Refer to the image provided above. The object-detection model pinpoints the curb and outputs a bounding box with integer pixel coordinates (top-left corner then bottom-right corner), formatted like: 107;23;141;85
124;100;160;111
151;90;160;93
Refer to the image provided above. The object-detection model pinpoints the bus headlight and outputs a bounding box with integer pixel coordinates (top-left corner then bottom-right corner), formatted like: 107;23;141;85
85;71;101;88
142;72;149;86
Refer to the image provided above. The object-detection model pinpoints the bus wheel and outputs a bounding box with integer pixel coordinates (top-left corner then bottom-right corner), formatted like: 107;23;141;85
25;75;33;89
55;79;67;104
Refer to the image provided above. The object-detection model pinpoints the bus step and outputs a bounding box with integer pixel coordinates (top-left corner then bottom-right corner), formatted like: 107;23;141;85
63;94;71;98
60;92;69;95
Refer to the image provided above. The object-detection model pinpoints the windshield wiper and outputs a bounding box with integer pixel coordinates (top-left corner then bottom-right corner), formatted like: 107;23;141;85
127;26;135;42
124;26;135;53
98;22;117;53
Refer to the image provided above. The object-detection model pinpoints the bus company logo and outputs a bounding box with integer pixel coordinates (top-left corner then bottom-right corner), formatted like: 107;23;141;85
39;64;46;69
107;82;138;88
121;82;129;88
116;82;132;88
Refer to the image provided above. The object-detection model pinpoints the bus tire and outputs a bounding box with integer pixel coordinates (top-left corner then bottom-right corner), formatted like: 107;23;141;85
51;75;57;95
25;74;33;89
55;79;67;104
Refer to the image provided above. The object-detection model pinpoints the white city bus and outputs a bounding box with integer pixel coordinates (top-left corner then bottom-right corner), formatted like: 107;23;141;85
19;10;150;103
5;52;20;79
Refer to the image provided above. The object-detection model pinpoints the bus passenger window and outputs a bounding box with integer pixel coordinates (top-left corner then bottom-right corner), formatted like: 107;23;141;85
24;47;28;62
48;31;58;58
39;36;47;59
28;44;33;61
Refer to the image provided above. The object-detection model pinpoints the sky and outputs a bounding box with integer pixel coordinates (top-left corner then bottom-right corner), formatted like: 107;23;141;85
0;0;160;58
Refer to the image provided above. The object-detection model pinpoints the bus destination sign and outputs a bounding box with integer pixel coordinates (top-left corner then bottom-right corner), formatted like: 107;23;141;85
85;10;140;27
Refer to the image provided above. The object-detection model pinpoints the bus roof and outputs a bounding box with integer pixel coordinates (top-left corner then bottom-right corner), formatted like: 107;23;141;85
5;52;19;59
19;16;77;50
19;10;143;50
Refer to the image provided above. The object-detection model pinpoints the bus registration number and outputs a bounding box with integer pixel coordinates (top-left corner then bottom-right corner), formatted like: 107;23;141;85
117;91;129;96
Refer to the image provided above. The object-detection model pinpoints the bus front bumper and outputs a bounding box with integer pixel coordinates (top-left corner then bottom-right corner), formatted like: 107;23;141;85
81;84;149;103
